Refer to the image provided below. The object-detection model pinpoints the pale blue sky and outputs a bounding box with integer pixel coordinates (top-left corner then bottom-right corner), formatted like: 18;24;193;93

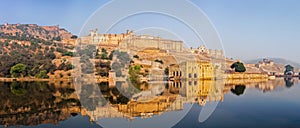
1;0;299;63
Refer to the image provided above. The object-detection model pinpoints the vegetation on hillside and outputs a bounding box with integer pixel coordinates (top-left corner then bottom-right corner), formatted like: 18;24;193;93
0;24;75;78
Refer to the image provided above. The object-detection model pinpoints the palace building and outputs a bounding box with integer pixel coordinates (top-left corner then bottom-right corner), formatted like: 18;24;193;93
79;29;183;52
169;61;216;80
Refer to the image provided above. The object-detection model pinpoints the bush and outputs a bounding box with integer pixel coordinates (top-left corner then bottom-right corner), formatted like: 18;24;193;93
42;41;52;45
155;59;163;64
36;70;49;78
10;63;26;78
45;52;56;59
133;55;139;59
56;47;65;53
62;52;74;57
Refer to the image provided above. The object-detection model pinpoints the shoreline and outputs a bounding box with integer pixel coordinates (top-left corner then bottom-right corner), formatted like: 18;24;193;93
0;78;72;82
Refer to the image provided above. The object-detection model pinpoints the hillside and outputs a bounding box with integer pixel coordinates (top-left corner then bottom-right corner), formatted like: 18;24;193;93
0;23;76;79
0;23;72;41
245;58;300;74
246;58;300;68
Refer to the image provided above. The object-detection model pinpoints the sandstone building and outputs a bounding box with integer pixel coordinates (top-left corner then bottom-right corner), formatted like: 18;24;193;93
190;45;224;58
169;61;216;80
79;29;183;52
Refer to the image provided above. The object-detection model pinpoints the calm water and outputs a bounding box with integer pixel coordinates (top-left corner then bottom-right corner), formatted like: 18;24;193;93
0;78;300;128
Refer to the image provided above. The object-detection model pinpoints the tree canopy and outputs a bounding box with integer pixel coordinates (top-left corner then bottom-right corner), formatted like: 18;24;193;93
284;65;294;74
10;63;26;78
230;61;246;72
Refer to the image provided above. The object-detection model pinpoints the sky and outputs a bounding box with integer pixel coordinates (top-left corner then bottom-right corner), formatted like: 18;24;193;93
1;0;300;63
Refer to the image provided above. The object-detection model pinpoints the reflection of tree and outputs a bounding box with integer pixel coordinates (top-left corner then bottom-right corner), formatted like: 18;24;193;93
284;78;294;88
99;82;130;105
0;81;82;126
79;83;107;111
0;81;80;114
111;50;131;77
108;94;130;105
10;81;27;96
231;85;246;96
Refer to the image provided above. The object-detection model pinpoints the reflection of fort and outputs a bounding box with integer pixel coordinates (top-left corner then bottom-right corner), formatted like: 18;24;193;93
171;80;224;106
83;78;297;121
1;78;297;126
84;80;226;121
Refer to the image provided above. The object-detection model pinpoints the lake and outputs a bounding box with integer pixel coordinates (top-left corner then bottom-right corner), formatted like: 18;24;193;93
0;78;300;128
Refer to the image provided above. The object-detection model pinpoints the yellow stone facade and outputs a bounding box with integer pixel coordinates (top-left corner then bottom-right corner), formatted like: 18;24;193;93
169;61;215;80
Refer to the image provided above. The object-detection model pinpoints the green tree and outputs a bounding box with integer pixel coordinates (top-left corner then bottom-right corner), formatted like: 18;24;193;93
10;63;27;77
62;52;74;57
100;48;108;59
36;70;49;78
128;65;142;86
230;61;246;72
284;65;294;74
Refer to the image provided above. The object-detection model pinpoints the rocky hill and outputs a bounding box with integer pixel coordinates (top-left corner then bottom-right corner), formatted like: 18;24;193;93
246;58;300;68
0;23;76;78
245;58;300;75
0;23;73;41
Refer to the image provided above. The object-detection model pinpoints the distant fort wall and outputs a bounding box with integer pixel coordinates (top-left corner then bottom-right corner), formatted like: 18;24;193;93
79;29;183;52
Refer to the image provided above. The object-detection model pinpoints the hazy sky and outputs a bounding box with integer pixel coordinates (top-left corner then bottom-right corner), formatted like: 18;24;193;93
1;0;299;63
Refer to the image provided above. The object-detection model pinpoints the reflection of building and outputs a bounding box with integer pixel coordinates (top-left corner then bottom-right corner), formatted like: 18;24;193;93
85;96;184;121
170;80;224;106
169;61;215;80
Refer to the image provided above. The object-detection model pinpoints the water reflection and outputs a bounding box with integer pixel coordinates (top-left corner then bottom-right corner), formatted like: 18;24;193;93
0;78;298;127
230;85;246;96
0;81;81;127
285;77;294;88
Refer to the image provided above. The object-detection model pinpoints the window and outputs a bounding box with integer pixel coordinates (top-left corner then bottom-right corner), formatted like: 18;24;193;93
194;81;198;85
189;73;192;78
194;73;198;78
